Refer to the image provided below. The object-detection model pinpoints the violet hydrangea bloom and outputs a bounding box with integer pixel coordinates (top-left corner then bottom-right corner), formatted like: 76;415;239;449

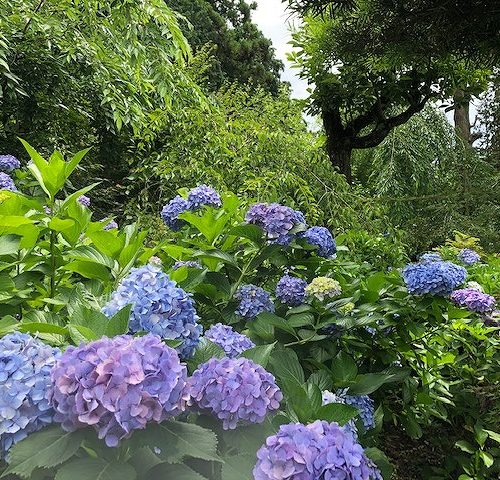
402;260;466;296
102;264;202;358
103;220;118;230
235;284;275;319
187;185;221;210
419;252;442;263
49;334;187;447
321;391;358;440
450;288;496;313
275;274;307;306
204;323;255;358
161;195;189;231
301;226;337;258
457;248;481;265
322;389;375;432
77;195;90;207
187;357;282;429
0;172;17;192
173;260;202;270
0;333;60;459
0;155;20;172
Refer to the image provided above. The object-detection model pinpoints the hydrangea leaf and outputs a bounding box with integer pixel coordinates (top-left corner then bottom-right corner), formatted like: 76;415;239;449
313;403;359;426
54;458;137;480
187;338;225;373
240;343;276;367
221;453;255;480
148;463;208;480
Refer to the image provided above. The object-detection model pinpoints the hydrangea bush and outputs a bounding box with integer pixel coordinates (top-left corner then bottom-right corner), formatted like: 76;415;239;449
402;260;467;295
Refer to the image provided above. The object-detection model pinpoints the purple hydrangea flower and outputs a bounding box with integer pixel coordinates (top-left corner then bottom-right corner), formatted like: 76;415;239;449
172;260;202;270
0;333;60;458
0;172;17;192
253;420;382;480
102;265;202;358
103;220;118;230
402;261;466;296
187;185;221;210
275;275;307;306
457;248;481;266
187;357;282;429
301;226;337;258
204;323;255;358
419;252;442;263
235;284;275;319
0;155;20;172
77;195;90;207
321;391;358;440
450;288;496;313
246;203;306;244
49;334;187;447
161;195;189;231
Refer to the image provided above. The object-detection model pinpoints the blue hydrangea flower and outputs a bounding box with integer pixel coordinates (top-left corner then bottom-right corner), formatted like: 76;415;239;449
187;357;282;429
301;226;337;258
402;260;466;296
49;334;187;447
451;288;496;313
323;390;375;432
0;172;17;192
103;220;118;230
172;260;202;270
102;265;202;358
161;195;189;231
457;248;481;265
204;323;255;358
275;275;307;306
419;252;442;263
321;391;358;439
0;155;20;172
77;195;90;207
0;333;60;459
187;185;221;210
235;284;275;319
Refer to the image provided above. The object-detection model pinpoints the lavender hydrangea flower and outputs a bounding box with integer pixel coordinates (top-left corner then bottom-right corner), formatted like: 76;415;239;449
235;284;275;319
172;260;202;270
253;420;382;480
402;261;466;296
49;334;187;447
0;333;60;458
275;275;307;306
204;323;255;358
321;391;358;439
187;357;282;429
457;248;481;265
161;195;189;231
0;155;20;172
301;226;337;258
419;252;442;263
103;220;118;230
102;264;202;358
187;185;221;210
245;202;306;244
322;390;375;432
0;172;17;192
450;288;496;313
77;195;90;207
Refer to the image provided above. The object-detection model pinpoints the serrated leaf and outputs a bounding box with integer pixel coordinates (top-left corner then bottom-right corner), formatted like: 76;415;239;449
55;458;136;480
104;305;131;336
148;463;208;480
348;372;405;395
270;349;305;385
229;224;263;245
18;323;68;336
313;403;358;426
68;324;99;344
221;453;255;480
331;352;358;384
241;343;275;367
187;338;225;372
0;234;21;256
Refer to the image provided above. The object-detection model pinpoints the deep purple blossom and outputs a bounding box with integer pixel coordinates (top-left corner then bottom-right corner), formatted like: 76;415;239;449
457;248;481;265
49;334;187;447
204;323;255;358
161;195;189;231
0;172;17;192
301;226;337;258
402;261;466;296
451;288;496;313
235;284;275;319
187;357;282;429
187;185;221;209
0;155;20;172
275;275;307;306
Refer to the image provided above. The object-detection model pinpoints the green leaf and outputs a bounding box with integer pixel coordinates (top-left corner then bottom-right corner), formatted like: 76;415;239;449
331;352;358;384
307;370;332;391
249;315;275;342
68;324;100;344
0;315;18;335
64;260;111;281
104;305;131;336
270;349;305;385
67;246;114;269
313;403;358;426
0;234;21;256
55;458;136;480
364;447;394;480
241;343;276;367
192;249;239;267
348;372;403;395
221;453;256;480
287;312;315;328
229;224;263;245
455;440;475;454
148;463;208;480
484;429;500;444
18;323;68;336
479;451;494;468
187;337;225;372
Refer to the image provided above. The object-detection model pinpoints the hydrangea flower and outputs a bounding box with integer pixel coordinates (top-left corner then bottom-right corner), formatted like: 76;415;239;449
245;202;306;244
187;185;221;210
161;195;189;230
187;357;282;429
275;275;307;306
77;195;90;207
49;335;187;447
102;264;202;358
172;260;202;270
457;248;481;265
253;420;382;480
235;284;275;319
450;288;496;313
467;281;484;292
419;252;442;263
305;277;342;301
0;172;17;192
338;302;355;315
0;333;60;458
103;220;118;230
204;323;255;358
322;390;375;432
402;261;466;296
321;391;358;439
149;256;162;266
301;226;337;258
0;155;20;172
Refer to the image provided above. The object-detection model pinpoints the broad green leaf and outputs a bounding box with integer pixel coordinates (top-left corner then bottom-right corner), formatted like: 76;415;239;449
455;440;475;454
241;343;276;367
55;458;136;480
193;249;238;267
313;403;358;426
148;463;208;480
307;370;332;391
248;315;275;342
257;312;295;335
64;260;111;281
105;305;131;336
0;234;21;256
19;323;68;336
68;324;100;344
270;348;305;385
221;453;255;480
287;312;315;328
331;352;358;384
0;315;18;335
67;246;114;269
187;337;225;372
229;224;263;245
484;429;500;444
348;372;403;395
364;447;394;480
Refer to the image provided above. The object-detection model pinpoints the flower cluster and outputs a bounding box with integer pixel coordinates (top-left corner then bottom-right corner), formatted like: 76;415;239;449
0;155;20;172
235;284;275;319
275;275;307;306
102;265;201;358
419;252;442;263
305;277;342;301
253;420;382;480
103;220;118;231
467;281;484;292
402;260;466;296
50;335;187;447
204;323;255;358
321;391;358;439
187;185;221;209
0;172;17;192
0;333;60;458
450;288;496;313
245;202;306;244
301;226;336;258
457;248;481;265
187;357;282;430
77;195;90;207
172;260;202;270
338;302;355;315
322;390;375;432
161;195;189;231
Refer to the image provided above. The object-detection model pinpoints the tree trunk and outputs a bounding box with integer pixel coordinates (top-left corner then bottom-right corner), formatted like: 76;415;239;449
326;142;353;183
322;110;353;183
453;90;474;145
